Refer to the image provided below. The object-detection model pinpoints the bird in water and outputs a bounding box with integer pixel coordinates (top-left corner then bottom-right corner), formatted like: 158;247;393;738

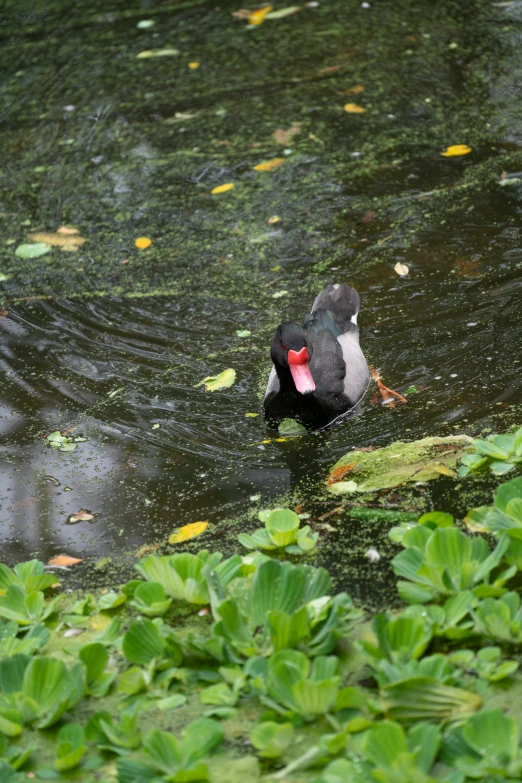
264;282;406;430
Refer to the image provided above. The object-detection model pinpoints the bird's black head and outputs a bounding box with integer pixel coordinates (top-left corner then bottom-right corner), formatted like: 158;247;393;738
271;322;316;395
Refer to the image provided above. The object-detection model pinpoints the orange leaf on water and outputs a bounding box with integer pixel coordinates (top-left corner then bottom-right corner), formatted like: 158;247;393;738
248;5;273;24
188;61;200;69
169;521;209;544
328;463;357;485
48;555;83;567
344;84;364;94
253;158;285;172
135;237;152;249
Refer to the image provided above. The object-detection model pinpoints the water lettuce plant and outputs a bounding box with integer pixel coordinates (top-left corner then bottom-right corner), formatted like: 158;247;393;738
209;559;362;659
1;469;522;778
442;709;522;779
135;550;242;604
391;523;515;603
459;426;522;476
466;475;522;539
238;507;318;554
264;651;341;720
116;718;224;783
0;656;85;733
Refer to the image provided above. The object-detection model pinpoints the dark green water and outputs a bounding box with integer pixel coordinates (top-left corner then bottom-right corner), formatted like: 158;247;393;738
1;0;522;591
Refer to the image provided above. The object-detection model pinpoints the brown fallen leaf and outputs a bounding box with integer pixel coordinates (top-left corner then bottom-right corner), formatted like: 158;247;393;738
0;308;8;319
453;256;482;278
328;463;356;485
232;8;251;19
57;226;79;235
27;232;86;250
361;210;377;223
135;542;161;558
273;122;302;145
48;554;83;567
319;65;342;75
68;509;94;523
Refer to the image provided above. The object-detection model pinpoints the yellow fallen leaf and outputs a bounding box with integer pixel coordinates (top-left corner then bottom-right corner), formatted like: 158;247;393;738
267;216;281;224
188;61;200;69
344;103;365;114
440;144;472;157
27;232;86;249
57;226;79;235
248;5;273;24
48;554;83;567
169;521;208;544
211;183;235;194
135;237;152;249
394;262;409;276
254;158;285;172
245;412;259;417
345;84;364;94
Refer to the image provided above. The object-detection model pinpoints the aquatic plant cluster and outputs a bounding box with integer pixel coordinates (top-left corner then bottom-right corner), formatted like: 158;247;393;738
2;476;522;780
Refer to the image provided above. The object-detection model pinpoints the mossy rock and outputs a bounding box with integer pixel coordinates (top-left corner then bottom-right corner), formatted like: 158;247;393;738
328;435;473;494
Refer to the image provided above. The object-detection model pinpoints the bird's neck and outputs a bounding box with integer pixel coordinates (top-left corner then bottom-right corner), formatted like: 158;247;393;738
274;362;297;394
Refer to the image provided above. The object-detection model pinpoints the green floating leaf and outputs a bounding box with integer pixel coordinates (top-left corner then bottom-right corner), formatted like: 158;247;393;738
236;329;251;338
195;368;236;391
278;418;307;436
15;243;52;259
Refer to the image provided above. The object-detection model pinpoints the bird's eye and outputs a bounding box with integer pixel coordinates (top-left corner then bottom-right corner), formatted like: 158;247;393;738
281;343;286;351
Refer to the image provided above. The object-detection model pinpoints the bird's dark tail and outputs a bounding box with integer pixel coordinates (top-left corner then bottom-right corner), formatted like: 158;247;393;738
310;283;360;330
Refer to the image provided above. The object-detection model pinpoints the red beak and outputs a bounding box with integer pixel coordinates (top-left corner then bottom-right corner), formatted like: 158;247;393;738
288;348;315;394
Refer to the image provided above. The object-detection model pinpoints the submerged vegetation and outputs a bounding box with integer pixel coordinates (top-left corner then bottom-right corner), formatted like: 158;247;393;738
2;449;522;781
